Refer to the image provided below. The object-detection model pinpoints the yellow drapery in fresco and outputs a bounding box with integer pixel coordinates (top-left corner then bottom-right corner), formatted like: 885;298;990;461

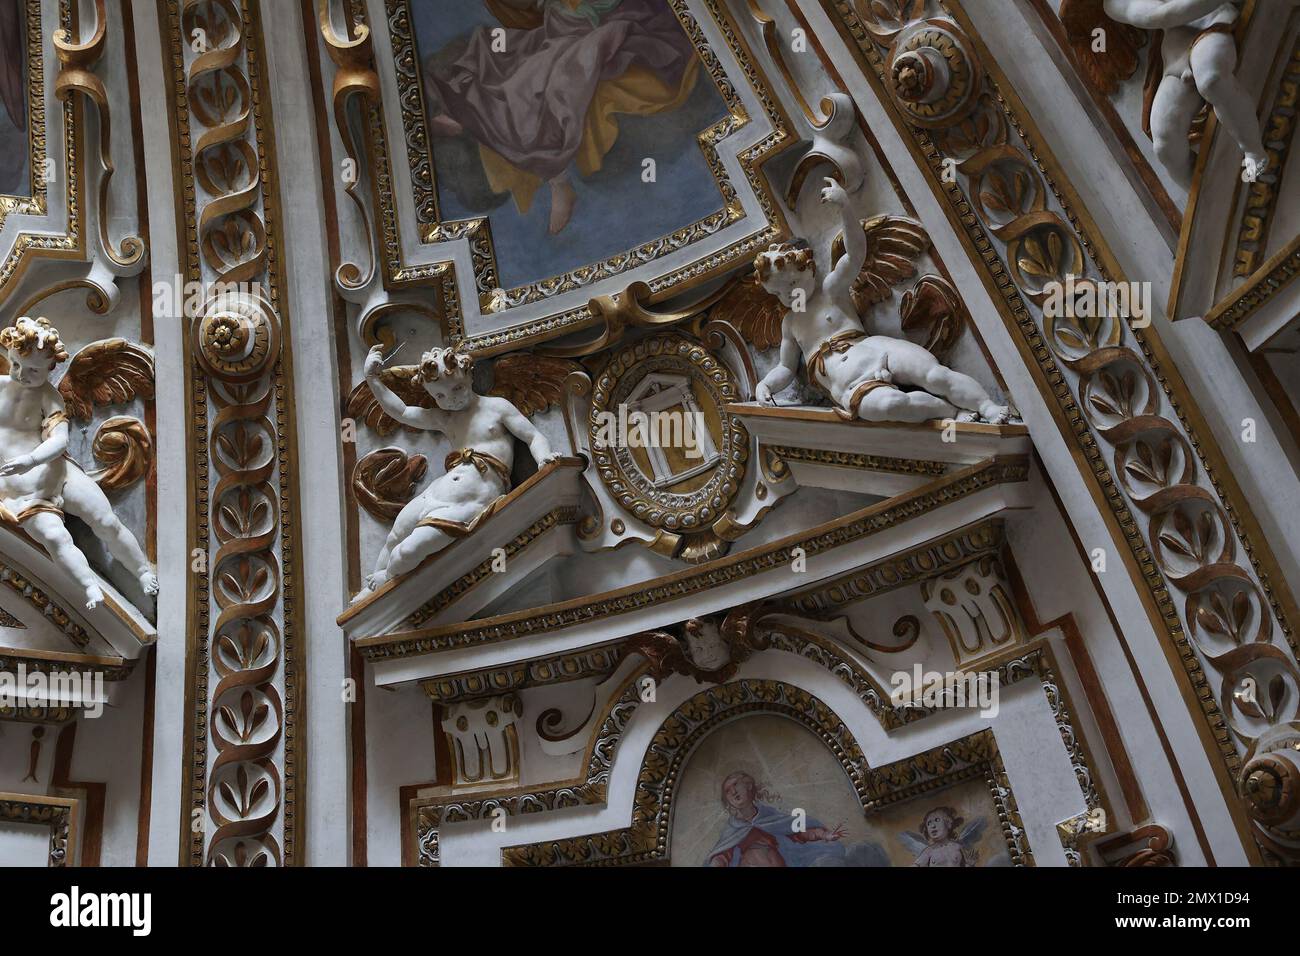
479;0;701;214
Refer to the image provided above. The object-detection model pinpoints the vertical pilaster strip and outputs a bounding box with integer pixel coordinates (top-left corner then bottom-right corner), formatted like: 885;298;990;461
161;0;304;866
817;0;1300;861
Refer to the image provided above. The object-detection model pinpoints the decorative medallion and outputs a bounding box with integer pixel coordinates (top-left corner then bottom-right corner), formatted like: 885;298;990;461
588;333;748;535
886;20;982;129
193;290;281;383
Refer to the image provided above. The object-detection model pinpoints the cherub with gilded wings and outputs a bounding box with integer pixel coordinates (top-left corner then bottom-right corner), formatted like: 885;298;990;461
722;178;1009;424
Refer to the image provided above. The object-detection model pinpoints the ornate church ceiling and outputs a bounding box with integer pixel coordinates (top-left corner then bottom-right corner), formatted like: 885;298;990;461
1;0;1299;911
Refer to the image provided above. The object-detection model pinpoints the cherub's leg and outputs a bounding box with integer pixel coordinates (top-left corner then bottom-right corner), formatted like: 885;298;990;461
367;494;430;590
385;525;454;578
922;366;1009;423
1151;74;1204;187
1191;34;1267;175
24;511;103;609
61;467;158;595
857;385;956;424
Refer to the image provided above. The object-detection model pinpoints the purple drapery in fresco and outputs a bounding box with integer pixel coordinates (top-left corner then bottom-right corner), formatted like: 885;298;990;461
425;0;696;183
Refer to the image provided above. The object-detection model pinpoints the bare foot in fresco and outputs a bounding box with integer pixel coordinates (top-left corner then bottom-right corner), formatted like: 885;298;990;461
549;178;577;235
428;113;463;137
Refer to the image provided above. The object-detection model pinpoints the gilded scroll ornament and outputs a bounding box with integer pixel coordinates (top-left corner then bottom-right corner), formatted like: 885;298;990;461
53;0;145;268
352;447;427;521
88;416;151;492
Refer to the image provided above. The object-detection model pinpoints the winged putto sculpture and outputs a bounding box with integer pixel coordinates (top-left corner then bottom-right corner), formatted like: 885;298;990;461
358;343;559;590
1061;0;1287;185
0;316;158;609
720;178;1010;424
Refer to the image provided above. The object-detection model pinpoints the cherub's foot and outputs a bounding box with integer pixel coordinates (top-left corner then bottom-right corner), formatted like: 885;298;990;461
1245;153;1270;181
955;410;980;423
978;402;1011;425
85;584;104;610
139;570;159;596
364;570;388;592
549;179;577;235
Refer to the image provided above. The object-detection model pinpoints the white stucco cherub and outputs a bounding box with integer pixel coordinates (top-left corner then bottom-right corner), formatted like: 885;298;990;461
751;179;1009;424
0;317;158;609
362;343;558;589
1097;0;1286;184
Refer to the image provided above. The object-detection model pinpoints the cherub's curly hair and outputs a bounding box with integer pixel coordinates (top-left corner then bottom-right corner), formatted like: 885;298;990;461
413;345;473;384
0;316;69;364
753;239;815;283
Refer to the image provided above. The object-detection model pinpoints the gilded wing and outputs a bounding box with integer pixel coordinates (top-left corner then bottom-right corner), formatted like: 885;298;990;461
1059;0;1145;95
57;339;156;423
900;274;968;360
708;275;787;351
897;830;928;856
850;215;931;313
346;366;434;437
488;353;581;417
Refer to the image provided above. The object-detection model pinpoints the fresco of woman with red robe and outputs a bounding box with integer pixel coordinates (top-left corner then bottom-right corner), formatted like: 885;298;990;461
703;771;887;867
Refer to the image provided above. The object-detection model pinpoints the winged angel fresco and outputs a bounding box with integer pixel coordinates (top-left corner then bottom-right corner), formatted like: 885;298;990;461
1060;0;1284;185
716;179;1010;424
0;317;157;609
898;806;987;867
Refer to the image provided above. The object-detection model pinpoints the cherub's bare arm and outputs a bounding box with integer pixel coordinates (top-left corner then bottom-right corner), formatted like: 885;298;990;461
821;178;863;305
756;324;800;403
500;401;558;465
363;345;449;433
1103;0;1234;30
0;389;68;476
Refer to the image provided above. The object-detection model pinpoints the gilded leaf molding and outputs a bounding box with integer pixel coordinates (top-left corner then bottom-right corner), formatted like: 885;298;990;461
822;0;1300;862
163;0;304;867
